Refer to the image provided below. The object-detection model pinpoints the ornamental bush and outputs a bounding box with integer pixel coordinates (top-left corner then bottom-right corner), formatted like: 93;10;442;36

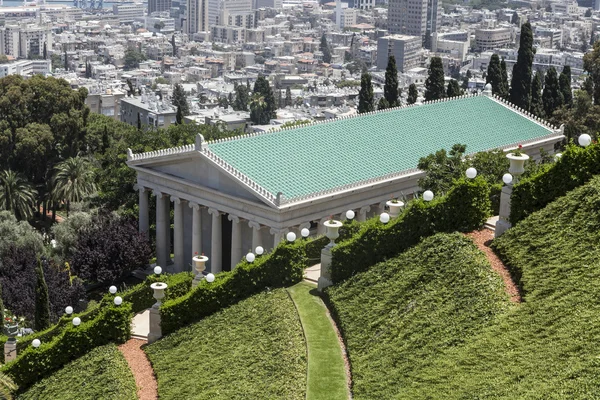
330;178;491;283
510;143;600;224
160;240;308;335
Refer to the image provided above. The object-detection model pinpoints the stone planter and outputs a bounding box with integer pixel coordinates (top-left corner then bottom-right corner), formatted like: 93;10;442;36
386;200;405;219
507;153;530;183
150;282;168;306
192;255;209;288
324;220;343;245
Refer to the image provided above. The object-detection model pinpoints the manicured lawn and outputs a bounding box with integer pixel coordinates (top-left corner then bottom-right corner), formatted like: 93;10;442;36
288;282;348;400
18;344;137;400
326;233;510;399
145;288;307;399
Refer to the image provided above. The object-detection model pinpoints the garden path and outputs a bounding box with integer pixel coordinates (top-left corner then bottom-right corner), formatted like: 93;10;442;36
466;230;522;303
118;338;158;400
287;282;350;400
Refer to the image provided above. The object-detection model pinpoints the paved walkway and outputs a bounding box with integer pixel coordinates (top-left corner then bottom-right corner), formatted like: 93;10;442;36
287;282;350;400
131;310;150;339
303;264;320;283
118;339;158;400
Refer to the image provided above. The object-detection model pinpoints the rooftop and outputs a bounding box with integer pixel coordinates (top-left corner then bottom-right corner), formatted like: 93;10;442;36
207;95;557;200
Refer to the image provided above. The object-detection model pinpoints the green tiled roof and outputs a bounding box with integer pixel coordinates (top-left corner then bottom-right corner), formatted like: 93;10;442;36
207;95;555;199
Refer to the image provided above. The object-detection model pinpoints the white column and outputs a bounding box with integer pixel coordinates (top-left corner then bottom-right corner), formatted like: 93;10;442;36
190;202;202;257
270;227;288;249
229;215;243;268
358;206;371;222
137;186;149;239
249;221;262;250
155;191;169;269
208;208;222;274
171;196;185;272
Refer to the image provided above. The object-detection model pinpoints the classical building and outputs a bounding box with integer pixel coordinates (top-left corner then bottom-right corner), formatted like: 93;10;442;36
127;90;564;274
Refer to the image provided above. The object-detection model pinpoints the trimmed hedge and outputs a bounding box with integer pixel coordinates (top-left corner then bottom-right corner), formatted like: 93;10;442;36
4;303;132;389
510;143;600;224
160;240;308;335
330;177;491;283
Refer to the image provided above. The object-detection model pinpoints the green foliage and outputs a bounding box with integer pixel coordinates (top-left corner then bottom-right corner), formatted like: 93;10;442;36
509;22;534;109
510;143;600;224
52;157;97;217
172;83;189;117
425;57;446;101
500;58;509;96
530;70;545;117
325;233;508;399
377;97;389;110
0;170;37;221
384;56;400;107
34;259;50;332
250;76;276;124
232;84;249;111
0;212;44;259
330;178;491;283
3;303;131;389
160;240;308;335
18;344;136;400
559;65;572;107
123;50;146;71
357;72;374;114
542;67;564;118
446;79;462;97
407;83;418;105
320;34;332;64
146;289;306;400
583;33;600;106
486;54;504;96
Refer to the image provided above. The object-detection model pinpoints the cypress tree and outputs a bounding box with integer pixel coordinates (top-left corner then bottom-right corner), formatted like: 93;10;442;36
320;34;332;64
530;71;545;117
407;83;418;104
500;58;509;97
176;105;184;124
424;57;446;101
171;34;177;56
277;90;283;109
34;258;51;332
43;42;47;60
559;65;573;107
486;54;503;95
0;282;4;324
384;55;400;107
358;72;374;113
509;22;534;109
446;79;462;97
253;75;276;120
542;67;564;118
64;51;68;70
172;84;189;116
137;113;142;130
285;87;292;107
583;76;594;97
511;12;519;25
378;98;390;110
233;84;249;111
228;92;234;106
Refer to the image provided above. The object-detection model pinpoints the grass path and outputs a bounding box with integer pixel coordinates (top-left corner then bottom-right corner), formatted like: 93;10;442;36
288;282;349;400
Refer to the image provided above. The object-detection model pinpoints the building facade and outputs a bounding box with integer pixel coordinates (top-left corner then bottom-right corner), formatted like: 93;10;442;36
376;34;421;72
186;0;209;34
475;27;512;51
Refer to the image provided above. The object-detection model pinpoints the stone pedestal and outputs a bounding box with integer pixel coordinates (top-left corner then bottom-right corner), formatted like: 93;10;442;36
147;307;162;344
317;245;333;292
4;339;17;363
495;185;512;238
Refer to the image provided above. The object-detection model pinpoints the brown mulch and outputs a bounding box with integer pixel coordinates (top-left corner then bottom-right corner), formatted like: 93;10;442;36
118;339;158;400
465;230;522;303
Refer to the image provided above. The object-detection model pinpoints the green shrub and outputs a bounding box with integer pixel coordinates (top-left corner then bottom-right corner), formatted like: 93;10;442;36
3;303;131;389
331;178;491;283
160;240;307;335
510;143;600;224
18;344;137;400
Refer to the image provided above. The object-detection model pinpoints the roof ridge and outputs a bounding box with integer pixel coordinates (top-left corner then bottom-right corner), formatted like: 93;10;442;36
489;94;557;131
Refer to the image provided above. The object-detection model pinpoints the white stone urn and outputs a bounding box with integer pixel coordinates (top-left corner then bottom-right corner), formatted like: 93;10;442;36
192;255;209;288
507;152;530;183
324;220;343;245
386;200;405;219
150;282;168;307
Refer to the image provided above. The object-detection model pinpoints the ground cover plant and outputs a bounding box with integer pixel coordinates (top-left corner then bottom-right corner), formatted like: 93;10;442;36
145;288;307;400
326;233;510;399
17;344;136;400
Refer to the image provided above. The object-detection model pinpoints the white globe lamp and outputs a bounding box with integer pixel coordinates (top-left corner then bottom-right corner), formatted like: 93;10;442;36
32;339;41;348
206;273;215;283
380;213;390;224
503;173;513;185
114;296;123;306
65;306;73;315
154;266;162;275
109;286;117;295
286;232;296;242
301;228;310;238
345;210;355;220
579;133;592;147
255;246;264;255
466;167;477;179
423;190;434;202
72;317;81;327
246;252;255;263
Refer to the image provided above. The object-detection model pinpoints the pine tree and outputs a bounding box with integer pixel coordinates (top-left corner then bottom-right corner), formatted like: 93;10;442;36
530;71;545;117
34;258;50;331
171;34;177;56
252;75;276;119
383;55;400;108
407;83;418;104
285;87;292;107
43;42;47;60
509;22;534;109
137;113;142;130
500;58;509;97
542;67;564;118
233;84;249;111
176;105;184;124
559;65;573;107
358;72;374;113
172;83;189;116
446;79;462;97
486;54;504;96
320;34;332;64
424;57;446;101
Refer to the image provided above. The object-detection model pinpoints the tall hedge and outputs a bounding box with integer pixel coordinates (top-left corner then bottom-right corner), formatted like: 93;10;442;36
510;143;600;224
160;241;308;335
330;178;491;283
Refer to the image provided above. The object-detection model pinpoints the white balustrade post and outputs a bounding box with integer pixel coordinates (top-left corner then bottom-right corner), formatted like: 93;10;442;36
208;208;222;274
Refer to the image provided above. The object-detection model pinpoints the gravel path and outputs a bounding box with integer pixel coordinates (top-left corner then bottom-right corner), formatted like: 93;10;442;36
118;339;158;400
466;230;522;303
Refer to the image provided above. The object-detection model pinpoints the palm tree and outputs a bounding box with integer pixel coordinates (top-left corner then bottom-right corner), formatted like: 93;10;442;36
0;371;16;399
0;170;37;220
52;157;97;217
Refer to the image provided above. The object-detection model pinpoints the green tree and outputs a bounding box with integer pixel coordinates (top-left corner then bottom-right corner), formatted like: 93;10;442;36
378;98;390;110
285;87;292;107
500;58;509;97
43;43;47;60
34;257;50;331
509;22;534;109
320;34;332;64
171;34;177;56
0;371;16;400
251;76;276;124
559;65;572;107
64;51;68;70
0;170;37;220
383;55;400;108
233;84;249;111
583;40;600;104
0;282;4;324
542;67;564;118
407;83;418;104
176;105;184;125
172;83;189;116
511;12;520;25
52;157;97;217
446;79;462;97
585;8;592;17
123;49;146;70
486;54;504;95
424;57;446;101
358;72;374;114
530;71;545;117
13;123;54;185
583;76;594;97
